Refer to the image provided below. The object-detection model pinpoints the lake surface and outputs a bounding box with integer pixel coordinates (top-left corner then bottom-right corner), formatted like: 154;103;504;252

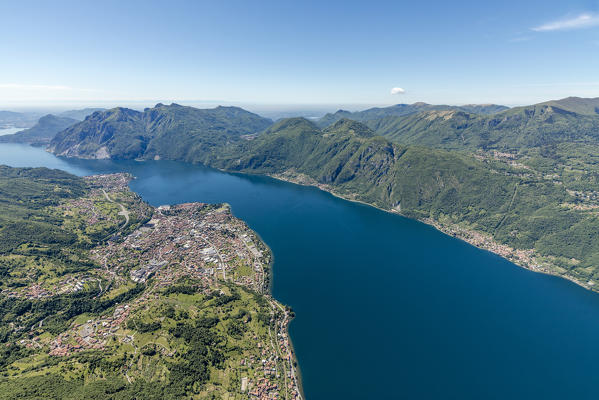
3;142;599;399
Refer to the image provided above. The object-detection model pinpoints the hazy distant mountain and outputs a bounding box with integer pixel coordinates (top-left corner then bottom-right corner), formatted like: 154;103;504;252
59;108;106;121
316;102;509;128
49;103;272;159
366;99;599;152
0;111;42;128
0;114;78;145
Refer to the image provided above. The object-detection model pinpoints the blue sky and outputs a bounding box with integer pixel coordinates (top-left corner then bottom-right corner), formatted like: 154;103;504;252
0;0;598;108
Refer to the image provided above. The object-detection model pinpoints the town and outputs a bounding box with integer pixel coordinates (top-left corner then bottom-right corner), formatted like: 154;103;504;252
13;173;302;400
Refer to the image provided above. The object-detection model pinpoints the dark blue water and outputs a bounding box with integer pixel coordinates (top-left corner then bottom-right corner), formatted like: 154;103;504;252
3;143;599;399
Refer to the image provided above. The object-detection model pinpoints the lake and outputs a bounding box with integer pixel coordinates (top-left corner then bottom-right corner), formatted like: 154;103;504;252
3;142;599;399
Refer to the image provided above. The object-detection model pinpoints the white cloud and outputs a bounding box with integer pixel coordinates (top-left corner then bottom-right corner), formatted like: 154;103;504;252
390;87;405;95
532;13;599;32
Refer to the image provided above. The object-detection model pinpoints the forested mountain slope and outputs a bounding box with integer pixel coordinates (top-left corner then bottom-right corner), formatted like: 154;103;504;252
367;103;599;152
317;102;508;128
49;103;272;159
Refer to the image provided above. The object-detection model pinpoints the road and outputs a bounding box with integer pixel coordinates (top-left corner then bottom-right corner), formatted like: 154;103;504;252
102;189;130;228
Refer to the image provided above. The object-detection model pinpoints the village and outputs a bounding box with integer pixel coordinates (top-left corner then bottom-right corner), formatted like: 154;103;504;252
19;173;302;400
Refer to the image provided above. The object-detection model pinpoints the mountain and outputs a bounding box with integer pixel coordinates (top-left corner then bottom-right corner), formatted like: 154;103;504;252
0;114;78;145
458;104;510;115
316;102;508;128
49;103;273;160
208;118;521;218
367;102;599;152
538;97;599;115
205;118;599;285
0;111;42;128
59;107;106;121
46;99;599;290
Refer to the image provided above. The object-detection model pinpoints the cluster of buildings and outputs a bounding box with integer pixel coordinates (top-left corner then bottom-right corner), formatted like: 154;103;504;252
11;174;302;399
423;217;541;271
48;305;131;356
92;202;268;293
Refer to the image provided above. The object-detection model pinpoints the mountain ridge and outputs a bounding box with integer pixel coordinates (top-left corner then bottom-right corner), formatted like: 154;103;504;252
49;104;272;160
316;102;509;128
0;114;78;145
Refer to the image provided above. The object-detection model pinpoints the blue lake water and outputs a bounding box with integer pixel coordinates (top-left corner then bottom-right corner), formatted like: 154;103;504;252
2;142;599;399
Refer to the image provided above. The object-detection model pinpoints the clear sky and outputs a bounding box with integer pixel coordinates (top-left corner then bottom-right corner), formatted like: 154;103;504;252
1;0;598;108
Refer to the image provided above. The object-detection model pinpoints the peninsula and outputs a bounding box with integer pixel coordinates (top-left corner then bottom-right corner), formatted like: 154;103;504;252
0;166;301;400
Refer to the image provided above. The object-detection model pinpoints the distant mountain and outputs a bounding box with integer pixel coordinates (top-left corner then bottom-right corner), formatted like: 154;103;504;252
458;104;510;115
49;103;273;159
0;111;42;128
538;97;599;115
367;101;599;152
0;114;78;145
59;107;106;121
316;102;509;128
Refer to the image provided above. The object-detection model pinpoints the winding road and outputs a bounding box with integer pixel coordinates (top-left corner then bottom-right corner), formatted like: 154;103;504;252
102;189;130;228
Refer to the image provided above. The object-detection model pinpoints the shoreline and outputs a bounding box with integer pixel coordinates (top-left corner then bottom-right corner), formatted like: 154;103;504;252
262;170;595;294
248;224;305;400
44;152;592;397
120;183;305;399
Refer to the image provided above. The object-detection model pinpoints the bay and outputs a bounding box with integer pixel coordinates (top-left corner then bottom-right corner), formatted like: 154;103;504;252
2;142;599;399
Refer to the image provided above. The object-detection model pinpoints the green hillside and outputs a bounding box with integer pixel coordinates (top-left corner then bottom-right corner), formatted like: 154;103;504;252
367;104;599;152
317;102;508;128
203;117;599;285
538;97;599;115
49;103;272;159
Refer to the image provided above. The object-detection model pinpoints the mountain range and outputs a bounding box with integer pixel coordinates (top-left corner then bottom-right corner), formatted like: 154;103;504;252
316;102;509;128
59;107;106;121
49;103;272;159
0;114;78;145
46;96;599;290
0;111;42;129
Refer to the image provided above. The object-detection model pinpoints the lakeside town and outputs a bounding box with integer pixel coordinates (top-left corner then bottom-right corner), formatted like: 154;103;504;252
6;173;302;400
